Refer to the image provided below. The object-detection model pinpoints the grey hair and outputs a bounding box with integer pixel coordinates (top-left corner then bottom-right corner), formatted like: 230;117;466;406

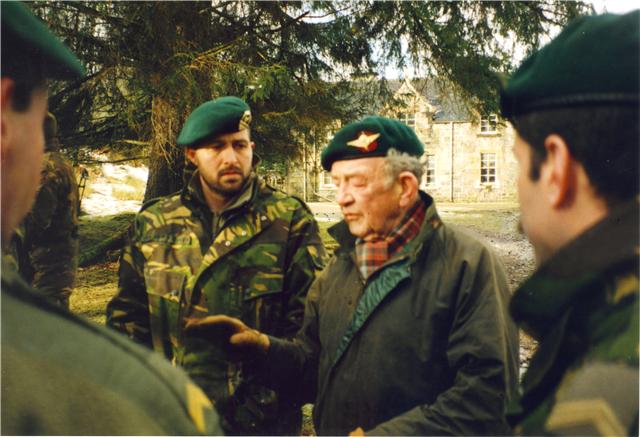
383;148;424;187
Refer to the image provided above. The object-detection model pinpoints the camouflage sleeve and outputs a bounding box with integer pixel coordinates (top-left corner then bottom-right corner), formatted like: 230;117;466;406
106;218;152;347
28;176;58;232
24;167;78;305
280;201;327;339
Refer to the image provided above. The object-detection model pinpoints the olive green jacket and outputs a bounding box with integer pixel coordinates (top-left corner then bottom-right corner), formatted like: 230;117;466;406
1;260;221;436
264;193;519;435
508;198;639;435
106;173;326;434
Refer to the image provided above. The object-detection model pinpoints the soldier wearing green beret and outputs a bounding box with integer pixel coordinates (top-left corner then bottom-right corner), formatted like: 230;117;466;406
11;112;79;309
187;115;520;435
500;11;639;435
106;96;327;434
1;2;221;434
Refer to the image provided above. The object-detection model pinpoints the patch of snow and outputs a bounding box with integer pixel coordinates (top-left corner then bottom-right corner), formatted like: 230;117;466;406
81;161;148;217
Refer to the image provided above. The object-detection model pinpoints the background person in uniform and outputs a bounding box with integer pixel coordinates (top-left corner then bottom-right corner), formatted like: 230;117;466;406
12;111;79;308
187;116;520;435
106;96;327;435
0;2;222;434
500;11;639;435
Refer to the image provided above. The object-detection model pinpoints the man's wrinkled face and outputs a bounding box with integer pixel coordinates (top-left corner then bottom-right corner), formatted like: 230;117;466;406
1;85;48;245
331;157;403;241
186;129;254;199
513;134;551;264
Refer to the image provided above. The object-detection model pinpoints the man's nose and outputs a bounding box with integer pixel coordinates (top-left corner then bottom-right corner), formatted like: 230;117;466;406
335;185;353;206
219;144;239;164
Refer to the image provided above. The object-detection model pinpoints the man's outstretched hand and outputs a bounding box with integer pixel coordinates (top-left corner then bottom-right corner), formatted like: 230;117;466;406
184;315;270;354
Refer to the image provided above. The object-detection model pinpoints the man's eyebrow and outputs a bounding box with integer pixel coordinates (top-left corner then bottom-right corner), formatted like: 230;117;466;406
334;168;367;179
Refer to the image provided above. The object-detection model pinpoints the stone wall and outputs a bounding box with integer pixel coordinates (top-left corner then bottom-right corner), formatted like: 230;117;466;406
423;121;517;202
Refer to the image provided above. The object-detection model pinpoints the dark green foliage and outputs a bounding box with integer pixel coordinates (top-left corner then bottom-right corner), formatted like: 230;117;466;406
29;1;591;198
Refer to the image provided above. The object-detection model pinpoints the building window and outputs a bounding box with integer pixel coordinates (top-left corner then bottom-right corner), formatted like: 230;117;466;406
398;111;416;128
424;154;435;185
480;114;498;133
480;153;496;183
321;171;334;186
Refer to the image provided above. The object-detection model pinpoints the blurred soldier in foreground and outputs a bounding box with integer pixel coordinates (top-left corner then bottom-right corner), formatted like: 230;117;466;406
106;97;326;435
500;11;639;435
187;116;519;435
13;112;79;308
1;2;222;434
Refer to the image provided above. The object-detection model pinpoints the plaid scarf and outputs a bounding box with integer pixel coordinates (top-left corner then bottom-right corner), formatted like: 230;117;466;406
355;199;426;279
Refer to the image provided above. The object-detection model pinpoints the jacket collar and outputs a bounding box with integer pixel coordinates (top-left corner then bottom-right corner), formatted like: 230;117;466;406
510;197;640;339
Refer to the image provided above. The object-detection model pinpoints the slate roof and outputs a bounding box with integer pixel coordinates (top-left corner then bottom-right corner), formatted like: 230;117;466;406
387;78;475;122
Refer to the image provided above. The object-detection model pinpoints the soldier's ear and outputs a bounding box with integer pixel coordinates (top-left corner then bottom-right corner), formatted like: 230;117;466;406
185;147;198;166
1;78;16;158
542;134;574;209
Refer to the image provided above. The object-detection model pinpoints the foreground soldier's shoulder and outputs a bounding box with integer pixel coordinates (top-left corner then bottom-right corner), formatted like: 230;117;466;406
545;361;638;435
2;283;221;434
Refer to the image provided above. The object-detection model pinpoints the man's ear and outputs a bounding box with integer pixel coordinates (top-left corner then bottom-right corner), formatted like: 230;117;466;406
1;78;16;163
397;171;419;208
185;147;198;166
542;134;575;208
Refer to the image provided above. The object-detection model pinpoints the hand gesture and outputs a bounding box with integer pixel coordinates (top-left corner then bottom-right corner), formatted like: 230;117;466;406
184;314;270;354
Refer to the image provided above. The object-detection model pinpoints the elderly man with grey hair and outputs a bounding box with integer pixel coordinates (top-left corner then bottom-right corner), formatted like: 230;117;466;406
187;116;519;436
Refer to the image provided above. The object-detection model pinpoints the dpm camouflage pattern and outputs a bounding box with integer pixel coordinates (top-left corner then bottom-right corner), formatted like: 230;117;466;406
107;173;327;435
14;151;79;308
508;199;639;435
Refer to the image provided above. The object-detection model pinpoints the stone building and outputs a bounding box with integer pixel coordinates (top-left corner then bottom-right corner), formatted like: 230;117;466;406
285;79;518;203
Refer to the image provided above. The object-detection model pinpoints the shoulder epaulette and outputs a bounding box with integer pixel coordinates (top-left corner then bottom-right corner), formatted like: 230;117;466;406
139;196;163;213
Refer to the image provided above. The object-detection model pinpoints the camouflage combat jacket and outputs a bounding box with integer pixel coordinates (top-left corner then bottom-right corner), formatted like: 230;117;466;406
107;172;326;434
508;198;639;435
13;151;79;308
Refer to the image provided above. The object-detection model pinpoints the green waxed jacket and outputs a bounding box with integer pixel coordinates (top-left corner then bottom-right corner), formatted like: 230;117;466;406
508;199;639;435
106;173;326;435
265;193;519;435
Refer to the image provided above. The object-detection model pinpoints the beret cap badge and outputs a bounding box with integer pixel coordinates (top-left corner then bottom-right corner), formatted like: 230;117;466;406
346;131;380;153
239;110;252;131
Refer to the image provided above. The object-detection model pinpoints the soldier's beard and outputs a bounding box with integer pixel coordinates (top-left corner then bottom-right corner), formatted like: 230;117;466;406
206;170;251;199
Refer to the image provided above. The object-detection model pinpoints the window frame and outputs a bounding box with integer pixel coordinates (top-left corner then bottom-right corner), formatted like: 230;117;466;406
480;114;498;134
480;152;497;184
320;170;335;188
398;111;416;129
423;153;436;187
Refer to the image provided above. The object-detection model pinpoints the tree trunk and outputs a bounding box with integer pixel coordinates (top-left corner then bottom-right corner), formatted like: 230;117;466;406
143;95;185;202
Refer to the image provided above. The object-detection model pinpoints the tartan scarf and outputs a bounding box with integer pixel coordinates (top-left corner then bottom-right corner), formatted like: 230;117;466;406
355;199;426;279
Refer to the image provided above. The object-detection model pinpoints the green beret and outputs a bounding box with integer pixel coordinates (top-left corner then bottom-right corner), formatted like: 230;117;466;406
1;1;84;80
177;96;252;147
321;116;424;170
500;11;639;118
